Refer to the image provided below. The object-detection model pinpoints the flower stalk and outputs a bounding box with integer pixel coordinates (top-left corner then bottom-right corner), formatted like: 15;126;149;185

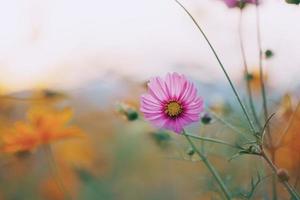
174;0;257;135
254;2;278;199
182;130;232;200
238;9;261;130
184;132;242;150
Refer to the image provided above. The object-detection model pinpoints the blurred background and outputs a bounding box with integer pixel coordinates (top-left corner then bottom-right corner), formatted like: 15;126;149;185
0;0;299;199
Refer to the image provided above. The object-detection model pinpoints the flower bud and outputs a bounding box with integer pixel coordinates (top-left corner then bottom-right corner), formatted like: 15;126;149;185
248;144;261;155
245;73;254;81
117;103;139;121
277;168;290;182
265;49;274;59
125;108;139;121
186;147;195;156
201;113;212;125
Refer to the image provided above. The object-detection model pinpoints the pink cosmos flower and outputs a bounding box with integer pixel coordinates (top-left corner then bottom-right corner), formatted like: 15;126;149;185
222;0;258;8
140;73;204;134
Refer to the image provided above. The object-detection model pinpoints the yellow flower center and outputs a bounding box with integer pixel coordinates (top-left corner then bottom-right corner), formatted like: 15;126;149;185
165;101;182;117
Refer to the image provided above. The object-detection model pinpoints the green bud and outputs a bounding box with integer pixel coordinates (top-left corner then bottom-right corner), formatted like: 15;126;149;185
265;49;274;59
186;147;195;156
201;114;212;125
248;144;261;155
125;108;139;121
245;73;254;81
117;103;139;121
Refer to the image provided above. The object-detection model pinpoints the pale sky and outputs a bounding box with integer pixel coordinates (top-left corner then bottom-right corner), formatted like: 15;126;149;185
0;0;299;92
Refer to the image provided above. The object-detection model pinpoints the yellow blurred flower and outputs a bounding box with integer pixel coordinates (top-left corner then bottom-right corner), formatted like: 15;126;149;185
1;107;84;153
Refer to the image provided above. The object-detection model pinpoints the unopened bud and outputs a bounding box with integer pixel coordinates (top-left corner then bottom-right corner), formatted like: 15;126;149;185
277;168;290;182
248;144;261;155
186;147;195;156
117;103;139;121
245;73;254;81
265;49;274;59
201;113;212;125
125;108;139;121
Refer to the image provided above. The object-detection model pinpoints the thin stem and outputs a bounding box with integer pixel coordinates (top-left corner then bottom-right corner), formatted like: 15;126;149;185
184;132;242;150
261;113;276;146
254;3;276;199
208;110;252;141
182;130;232;200
261;150;300;200
174;0;257;134
295;167;300;189
255;1;271;145
271;150;278;200
238;9;261;130
43;145;72;200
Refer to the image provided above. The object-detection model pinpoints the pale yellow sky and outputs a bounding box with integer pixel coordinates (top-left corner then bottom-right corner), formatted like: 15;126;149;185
0;0;299;92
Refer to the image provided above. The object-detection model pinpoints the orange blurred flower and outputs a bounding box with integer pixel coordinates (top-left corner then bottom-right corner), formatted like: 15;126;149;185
247;68;268;92
275;101;300;171
1;107;84;153
1;122;40;153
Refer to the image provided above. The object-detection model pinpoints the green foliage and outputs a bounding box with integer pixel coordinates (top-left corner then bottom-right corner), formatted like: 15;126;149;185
77;169;115;200
285;0;300;5
150;130;171;148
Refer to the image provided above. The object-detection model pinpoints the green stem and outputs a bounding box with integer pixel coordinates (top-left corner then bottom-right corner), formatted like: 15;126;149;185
183;131;232;200
174;0;256;134
184;132;241;150
238;9;261;130
254;3;276;199
270;150;278;200
208;110;252;141
43;145;72;200
255;1;271;144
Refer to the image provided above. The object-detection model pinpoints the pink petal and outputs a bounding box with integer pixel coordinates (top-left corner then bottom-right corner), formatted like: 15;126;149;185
147;77;169;102
141;100;162;111
141;94;161;106
165;72;186;100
